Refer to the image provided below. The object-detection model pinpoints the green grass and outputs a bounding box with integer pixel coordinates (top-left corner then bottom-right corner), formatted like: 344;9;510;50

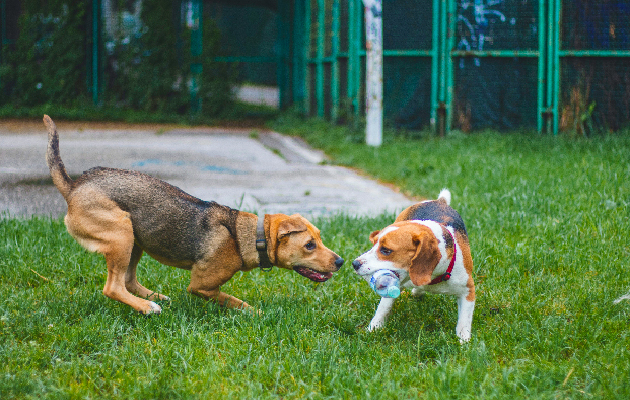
0;102;278;126
2;119;630;398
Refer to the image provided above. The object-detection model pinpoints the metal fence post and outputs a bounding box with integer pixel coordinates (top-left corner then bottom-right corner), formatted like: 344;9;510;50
292;0;305;110
1;0;5;64
91;0;101;106
277;0;287;109
190;0;202;114
316;0;325;117
348;0;356;121
363;0;383;147
347;0;363;126
0;0;4;100
304;0;311;116
331;0;340;121
430;0;439;132
436;0;447;137
352;0;362;124
445;0;455;134
537;0;546;133
552;0;560;135
545;0;555;134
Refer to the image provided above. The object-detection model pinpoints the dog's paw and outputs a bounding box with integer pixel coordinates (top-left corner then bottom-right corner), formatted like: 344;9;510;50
367;319;385;332
150;293;170;301
240;305;263;317
141;301;162;316
457;329;471;344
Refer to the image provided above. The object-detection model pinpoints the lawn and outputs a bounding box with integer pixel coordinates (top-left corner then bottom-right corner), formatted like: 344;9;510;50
1;120;629;399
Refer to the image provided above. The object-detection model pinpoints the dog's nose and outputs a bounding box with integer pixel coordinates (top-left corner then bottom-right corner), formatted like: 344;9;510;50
335;257;344;269
352;259;362;271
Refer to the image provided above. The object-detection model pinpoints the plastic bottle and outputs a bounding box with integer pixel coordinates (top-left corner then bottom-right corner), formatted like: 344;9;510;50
369;270;401;298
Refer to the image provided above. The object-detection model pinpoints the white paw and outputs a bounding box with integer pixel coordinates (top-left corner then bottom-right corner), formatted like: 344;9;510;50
240;306;263;316
367;319;385;332
457;329;471;344
147;301;162;315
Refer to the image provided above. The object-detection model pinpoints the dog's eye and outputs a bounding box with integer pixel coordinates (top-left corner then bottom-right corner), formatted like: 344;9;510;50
305;241;316;251
380;247;393;256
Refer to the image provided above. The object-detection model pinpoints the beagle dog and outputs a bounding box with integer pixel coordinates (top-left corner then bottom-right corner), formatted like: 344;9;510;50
352;189;475;342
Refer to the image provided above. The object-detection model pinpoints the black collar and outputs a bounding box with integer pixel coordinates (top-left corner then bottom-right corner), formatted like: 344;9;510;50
256;213;273;272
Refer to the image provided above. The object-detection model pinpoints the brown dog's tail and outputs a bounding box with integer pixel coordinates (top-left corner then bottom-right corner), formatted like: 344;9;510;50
44;115;73;199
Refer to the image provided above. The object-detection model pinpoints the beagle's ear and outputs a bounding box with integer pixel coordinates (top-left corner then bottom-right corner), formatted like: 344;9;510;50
409;230;441;286
369;230;381;245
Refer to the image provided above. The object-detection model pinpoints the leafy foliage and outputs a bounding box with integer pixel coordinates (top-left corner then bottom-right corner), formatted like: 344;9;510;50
0;0;236;116
0;1;88;107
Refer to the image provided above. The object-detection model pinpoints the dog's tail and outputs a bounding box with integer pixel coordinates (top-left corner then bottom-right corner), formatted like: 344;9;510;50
437;188;451;205
44;115;73;200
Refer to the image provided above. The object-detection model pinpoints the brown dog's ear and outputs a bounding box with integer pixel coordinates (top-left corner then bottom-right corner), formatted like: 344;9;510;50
266;214;308;264
278;216;307;238
266;214;286;264
289;214;320;235
409;230;441;286
369;230;381;244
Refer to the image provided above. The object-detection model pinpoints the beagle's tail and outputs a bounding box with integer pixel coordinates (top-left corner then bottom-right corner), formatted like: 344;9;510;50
44;115;73;200
437;188;451;205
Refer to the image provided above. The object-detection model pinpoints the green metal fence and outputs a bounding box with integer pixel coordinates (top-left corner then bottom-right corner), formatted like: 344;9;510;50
0;0;285;114
2;0;629;133
299;0;630;134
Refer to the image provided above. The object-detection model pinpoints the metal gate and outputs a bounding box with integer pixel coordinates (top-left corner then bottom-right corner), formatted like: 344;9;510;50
299;0;630;134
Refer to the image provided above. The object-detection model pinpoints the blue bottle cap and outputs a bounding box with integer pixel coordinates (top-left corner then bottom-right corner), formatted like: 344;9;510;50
388;285;400;298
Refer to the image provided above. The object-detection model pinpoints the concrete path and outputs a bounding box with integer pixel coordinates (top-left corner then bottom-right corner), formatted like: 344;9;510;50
0;120;413;219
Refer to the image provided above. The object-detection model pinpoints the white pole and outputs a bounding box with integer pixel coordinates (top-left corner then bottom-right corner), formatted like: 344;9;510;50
363;0;383;147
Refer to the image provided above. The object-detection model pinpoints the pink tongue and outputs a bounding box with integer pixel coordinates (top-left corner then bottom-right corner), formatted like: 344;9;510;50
294;266;333;282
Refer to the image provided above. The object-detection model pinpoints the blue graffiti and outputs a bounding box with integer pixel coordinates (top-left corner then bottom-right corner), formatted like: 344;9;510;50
370;4;382;18
458;0;508;67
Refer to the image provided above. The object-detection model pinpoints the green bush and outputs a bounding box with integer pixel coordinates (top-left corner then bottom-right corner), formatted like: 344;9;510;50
0;1;88;107
0;0;236;117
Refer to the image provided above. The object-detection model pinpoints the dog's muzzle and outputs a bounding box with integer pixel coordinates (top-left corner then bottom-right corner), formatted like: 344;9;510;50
293;257;344;282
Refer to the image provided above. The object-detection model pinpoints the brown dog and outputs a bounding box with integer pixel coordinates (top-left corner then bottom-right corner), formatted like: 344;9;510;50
44;115;343;315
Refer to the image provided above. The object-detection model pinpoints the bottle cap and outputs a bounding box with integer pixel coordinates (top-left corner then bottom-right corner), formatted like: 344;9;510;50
388;286;400;298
